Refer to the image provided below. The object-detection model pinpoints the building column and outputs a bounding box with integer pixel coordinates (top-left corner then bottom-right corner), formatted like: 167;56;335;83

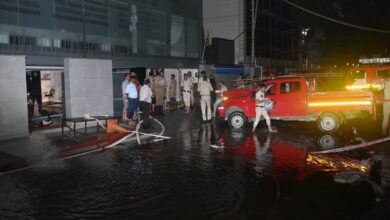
0;55;29;141
64;58;113;119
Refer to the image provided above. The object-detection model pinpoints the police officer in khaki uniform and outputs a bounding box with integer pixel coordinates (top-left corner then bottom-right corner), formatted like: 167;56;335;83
181;73;192;113
253;84;277;133
198;75;213;121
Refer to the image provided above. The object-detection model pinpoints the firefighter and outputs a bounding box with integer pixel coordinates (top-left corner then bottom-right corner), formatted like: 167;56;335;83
252;84;277;133
383;77;390;136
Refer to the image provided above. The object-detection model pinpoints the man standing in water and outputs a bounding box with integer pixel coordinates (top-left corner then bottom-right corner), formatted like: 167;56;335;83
126;75;138;122
181;73;192;113
139;79;153;129
252;84;277;133
198;75;213;122
122;73;130;121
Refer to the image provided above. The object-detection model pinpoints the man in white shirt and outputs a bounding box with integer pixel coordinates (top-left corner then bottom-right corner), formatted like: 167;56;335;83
181;73;192;113
139;79;153;128
253;84;277;133
122;73;130;120
198;75;213;121
126;76;138;121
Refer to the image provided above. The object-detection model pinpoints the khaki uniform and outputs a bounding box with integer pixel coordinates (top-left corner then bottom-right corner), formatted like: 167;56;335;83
198;80;213;121
253;90;272;130
154;76;166;106
181;79;192;110
169;78;177;99
383;79;390;135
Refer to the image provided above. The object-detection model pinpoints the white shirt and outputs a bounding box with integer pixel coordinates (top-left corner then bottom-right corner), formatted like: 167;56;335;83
126;82;138;99
255;90;266;107
181;79;192;91
140;85;153;103
198;80;213;96
122;80;129;96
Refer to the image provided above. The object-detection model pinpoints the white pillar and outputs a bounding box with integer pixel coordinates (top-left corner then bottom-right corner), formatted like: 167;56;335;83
0;55;29;141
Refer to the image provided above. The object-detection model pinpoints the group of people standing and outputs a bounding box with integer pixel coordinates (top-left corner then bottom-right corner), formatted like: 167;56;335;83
181;71;228;122
122;71;172;127
121;70;230;127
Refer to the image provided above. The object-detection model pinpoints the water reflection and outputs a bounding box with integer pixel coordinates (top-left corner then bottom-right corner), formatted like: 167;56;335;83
218;129;372;182
2;118;390;219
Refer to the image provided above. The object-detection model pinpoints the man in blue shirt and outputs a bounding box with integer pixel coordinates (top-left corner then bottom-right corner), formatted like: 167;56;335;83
126;76;138;121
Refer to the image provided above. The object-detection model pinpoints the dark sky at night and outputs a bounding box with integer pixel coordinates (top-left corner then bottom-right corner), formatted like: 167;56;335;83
288;0;390;66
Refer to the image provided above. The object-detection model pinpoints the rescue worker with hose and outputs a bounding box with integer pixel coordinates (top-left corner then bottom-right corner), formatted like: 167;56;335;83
252;84;277;133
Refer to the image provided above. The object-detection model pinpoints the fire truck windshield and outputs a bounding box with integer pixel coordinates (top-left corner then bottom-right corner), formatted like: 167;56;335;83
350;70;365;80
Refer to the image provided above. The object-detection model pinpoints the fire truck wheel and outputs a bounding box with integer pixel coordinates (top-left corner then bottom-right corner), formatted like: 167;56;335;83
228;112;247;129
318;113;340;133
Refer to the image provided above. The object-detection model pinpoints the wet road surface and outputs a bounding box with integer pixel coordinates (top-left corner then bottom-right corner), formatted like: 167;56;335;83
0;108;390;220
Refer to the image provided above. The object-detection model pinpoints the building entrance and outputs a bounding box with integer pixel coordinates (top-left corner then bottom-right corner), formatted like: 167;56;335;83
26;67;64;130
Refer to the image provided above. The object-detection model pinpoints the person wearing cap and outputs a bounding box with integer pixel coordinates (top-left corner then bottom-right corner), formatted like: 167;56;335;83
139;79;153;129
181;73;192;113
198;75;213;121
252;84;277;133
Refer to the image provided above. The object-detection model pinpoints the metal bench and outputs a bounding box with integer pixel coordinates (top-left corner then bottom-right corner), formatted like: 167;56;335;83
61;115;118;137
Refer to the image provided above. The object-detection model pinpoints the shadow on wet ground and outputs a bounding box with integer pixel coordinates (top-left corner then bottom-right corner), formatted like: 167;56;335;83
0;107;390;219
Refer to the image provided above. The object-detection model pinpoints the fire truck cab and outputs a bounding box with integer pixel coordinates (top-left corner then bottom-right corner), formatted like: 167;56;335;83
345;58;390;91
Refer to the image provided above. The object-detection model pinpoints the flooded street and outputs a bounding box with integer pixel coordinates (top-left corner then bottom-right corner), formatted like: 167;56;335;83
0;110;389;220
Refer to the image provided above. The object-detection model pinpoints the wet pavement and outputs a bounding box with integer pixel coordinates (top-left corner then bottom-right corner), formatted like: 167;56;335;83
0;107;390;219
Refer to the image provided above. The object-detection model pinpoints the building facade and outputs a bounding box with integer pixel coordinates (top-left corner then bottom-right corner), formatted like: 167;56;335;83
0;0;202;68
246;0;300;73
203;0;299;74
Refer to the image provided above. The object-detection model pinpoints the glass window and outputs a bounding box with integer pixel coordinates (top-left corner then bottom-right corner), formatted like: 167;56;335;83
280;82;301;94
265;83;276;95
350;70;365;80
377;69;389;79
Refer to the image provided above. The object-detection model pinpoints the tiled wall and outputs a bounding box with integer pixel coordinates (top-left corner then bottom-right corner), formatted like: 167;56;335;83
64;58;113;119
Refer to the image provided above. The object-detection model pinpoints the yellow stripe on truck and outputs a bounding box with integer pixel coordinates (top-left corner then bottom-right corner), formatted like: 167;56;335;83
308;101;372;107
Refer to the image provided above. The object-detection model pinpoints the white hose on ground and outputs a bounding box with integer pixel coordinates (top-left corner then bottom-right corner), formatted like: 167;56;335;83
0;117;169;176
83;114;107;130
311;136;390;154
153;118;165;137
136;120;143;145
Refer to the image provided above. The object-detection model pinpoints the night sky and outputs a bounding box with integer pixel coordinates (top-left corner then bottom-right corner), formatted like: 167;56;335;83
289;0;390;67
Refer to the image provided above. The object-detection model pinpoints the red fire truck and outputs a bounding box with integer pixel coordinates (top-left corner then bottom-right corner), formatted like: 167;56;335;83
345;58;390;91
217;76;376;132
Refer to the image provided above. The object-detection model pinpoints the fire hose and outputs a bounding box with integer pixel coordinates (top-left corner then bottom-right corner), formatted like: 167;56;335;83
0;118;169;176
311;136;390;154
